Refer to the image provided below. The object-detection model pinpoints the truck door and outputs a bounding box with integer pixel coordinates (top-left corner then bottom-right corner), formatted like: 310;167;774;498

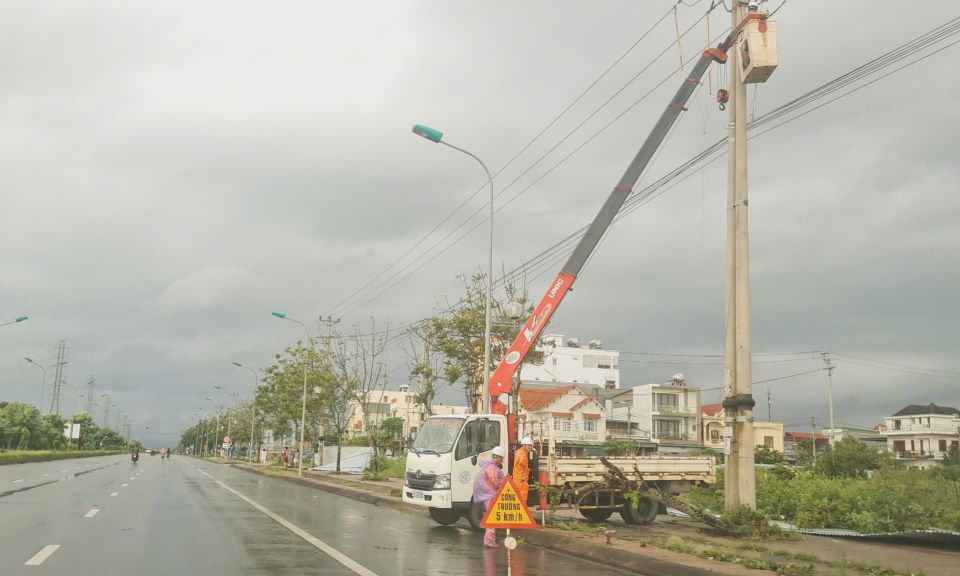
452;417;502;504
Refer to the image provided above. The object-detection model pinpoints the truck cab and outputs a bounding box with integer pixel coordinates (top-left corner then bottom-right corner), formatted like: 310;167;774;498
403;413;507;528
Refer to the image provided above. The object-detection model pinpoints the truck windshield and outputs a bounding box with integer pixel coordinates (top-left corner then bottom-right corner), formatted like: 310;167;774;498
411;418;464;454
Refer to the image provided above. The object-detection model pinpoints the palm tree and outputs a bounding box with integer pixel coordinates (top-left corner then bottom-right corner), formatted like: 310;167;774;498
1;402;40;449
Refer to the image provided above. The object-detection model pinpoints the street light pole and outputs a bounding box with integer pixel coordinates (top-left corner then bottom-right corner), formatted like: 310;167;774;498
0;316;28;328
234;363;260;463
412;125;494;414
25;358;67;413
272;312;312;477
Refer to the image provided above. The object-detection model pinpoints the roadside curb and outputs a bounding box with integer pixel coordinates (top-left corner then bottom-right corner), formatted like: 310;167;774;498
219;460;722;576
522;530;721;576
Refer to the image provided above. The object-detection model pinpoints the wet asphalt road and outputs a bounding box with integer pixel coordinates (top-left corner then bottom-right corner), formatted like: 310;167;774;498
0;454;633;575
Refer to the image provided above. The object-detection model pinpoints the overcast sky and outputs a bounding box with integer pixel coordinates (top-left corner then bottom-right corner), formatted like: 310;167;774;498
1;1;958;445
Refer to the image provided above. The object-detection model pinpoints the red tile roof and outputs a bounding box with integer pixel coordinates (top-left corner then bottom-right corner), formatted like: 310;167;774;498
784;431;828;442
518;385;576;411
702;403;724;417
570;397;604;412
552;412;573;417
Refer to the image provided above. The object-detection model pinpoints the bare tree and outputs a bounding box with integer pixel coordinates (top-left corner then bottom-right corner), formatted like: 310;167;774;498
329;318;390;477
400;323;448;418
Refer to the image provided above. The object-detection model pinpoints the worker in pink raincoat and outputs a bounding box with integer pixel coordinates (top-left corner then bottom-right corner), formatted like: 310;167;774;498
473;445;507;548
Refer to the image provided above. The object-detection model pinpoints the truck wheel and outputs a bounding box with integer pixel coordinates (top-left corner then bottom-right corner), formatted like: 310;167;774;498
466;500;486;532
429;507;461;526
579;508;614;522
621;496;659;525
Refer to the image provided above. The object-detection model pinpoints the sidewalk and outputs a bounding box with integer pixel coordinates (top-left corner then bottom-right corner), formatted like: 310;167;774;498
217;459;947;576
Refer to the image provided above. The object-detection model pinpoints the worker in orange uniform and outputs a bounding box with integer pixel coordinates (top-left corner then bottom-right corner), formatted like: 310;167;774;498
513;436;534;505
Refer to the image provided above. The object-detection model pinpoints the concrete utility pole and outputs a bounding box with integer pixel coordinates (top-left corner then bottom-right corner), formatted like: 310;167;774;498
821;352;837;445
811;417;818;465
767;387;771;422
722;0;757;512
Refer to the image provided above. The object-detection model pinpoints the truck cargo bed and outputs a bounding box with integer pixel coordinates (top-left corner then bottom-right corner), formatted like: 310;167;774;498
544;455;716;485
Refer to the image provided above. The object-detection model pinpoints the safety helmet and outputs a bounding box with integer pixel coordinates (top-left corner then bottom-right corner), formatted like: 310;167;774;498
492;446;507;459
521;436;533;446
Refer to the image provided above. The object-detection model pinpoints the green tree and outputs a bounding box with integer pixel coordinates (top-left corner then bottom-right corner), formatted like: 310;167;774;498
944;443;960;467
36;413;68;450
256;339;328;450
819;437;888;479
379;417;405;454
603;438;634;456
72;412;96;449
421;274;532;413
1;402;41;449
793;437;817;467
754;445;785;464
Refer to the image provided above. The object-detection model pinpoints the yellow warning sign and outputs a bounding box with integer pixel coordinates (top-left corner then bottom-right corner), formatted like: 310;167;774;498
480;476;538;529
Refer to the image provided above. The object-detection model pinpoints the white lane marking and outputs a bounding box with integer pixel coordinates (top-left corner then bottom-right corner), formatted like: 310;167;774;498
11;479;24;483
60;470;66;473
193;466;377;576
130;477;135;480
84;509;100;518
25;545;60;565
40;473;49;477
122;483;128;487
110;492;119;497
75;467;80;470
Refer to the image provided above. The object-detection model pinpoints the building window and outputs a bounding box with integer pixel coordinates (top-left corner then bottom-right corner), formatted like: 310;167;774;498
764;436;774;448
710;428;721;440
583;419;597;432
655;420;680;438
893;420;901;430
940;440;948;452
554;417;572;432
655;394;679;412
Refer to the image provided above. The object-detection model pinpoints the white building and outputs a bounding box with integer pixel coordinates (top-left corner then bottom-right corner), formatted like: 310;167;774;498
517;384;607;457
605;375;701;455
348;384;468;440
880;403;960;469
520;334;620;389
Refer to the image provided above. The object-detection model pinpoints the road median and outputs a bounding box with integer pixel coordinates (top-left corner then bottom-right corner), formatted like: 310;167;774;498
0;450;126;466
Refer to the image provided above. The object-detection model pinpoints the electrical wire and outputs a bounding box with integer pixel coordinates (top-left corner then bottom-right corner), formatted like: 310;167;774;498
322;2;695;322
328;5;725;320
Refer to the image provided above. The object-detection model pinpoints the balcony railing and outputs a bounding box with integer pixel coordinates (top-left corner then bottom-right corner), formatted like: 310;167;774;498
654;431;698;442
605;429;651;441
896;450;937;459
887;424;959;432
654;404;696;414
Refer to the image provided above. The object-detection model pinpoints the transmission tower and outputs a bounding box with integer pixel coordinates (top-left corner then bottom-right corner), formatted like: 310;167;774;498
48;340;68;414
103;395;111;429
85;375;95;414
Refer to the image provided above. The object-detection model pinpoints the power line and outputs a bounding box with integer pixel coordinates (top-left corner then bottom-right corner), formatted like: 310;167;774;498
832;352;960;377
323;2;696;320
329;5;725;319
356;16;960;366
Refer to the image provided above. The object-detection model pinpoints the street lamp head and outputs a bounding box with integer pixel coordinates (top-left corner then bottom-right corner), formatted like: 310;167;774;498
60;361;68;365
412;124;443;143
25;357;34;363
15;316;27;322
214;386;222;390
233;362;242;367
271;312;286;319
